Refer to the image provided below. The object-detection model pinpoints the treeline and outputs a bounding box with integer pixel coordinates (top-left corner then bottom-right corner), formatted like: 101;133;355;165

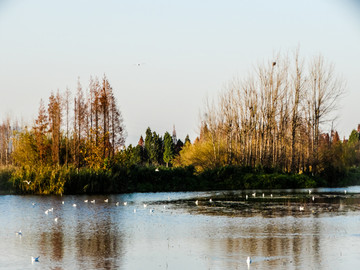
1;52;360;194
11;75;125;170
117;127;191;168
174;51;360;187
0;74;197;194
0;75;127;194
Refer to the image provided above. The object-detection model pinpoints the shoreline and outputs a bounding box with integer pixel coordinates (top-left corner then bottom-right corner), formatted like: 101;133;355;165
1;165;359;195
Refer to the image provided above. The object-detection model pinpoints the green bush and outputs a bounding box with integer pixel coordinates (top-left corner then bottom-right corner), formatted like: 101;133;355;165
0;167;15;193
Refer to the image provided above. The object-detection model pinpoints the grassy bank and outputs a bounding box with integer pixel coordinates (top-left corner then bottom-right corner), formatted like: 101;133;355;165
0;165;332;195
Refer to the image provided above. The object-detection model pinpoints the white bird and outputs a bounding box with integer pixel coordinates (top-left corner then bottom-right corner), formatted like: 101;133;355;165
312;196;315;201
72;204;77;207
48;208;53;212
163;205;166;209
270;194;273;198
84;200;88;203
262;193;265;198
54;217;58;222
104;199;108;203
61;201;64;204
143;204;147;208
133;209;137;213
344;190;347;194
31;256;40;263
91;200;95;204
15;230;22;236
115;202;120;206
209;198;213;203
32;202;36;206
246;256;252;266
45;210;49;215
245;195;248;199
252;193;256;197
123;202;127;206
23;180;31;185
299;206;304;211
155;168;159;172
308;190;312;194
195;200;199;206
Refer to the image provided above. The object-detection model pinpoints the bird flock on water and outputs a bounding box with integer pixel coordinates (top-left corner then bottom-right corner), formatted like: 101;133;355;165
13;187;349;266
15;196;161;264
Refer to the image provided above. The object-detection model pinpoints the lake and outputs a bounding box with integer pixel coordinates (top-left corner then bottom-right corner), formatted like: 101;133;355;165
1;187;360;269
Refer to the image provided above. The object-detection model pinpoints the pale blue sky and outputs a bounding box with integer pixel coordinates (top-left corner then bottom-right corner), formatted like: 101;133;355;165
1;0;360;145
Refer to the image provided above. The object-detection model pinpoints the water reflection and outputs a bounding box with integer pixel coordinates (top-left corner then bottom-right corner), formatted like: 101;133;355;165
74;209;124;270
0;188;360;269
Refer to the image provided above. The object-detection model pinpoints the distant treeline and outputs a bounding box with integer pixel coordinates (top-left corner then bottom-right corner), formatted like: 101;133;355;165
1;52;360;195
173;52;360;187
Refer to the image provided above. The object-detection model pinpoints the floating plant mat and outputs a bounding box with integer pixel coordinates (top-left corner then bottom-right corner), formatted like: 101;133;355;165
152;192;360;217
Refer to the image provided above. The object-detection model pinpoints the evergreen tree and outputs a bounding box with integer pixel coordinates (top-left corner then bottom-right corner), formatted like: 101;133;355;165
185;135;191;145
137;136;146;163
132;144;143;164
163;132;175;167
348;130;359;146
175;139;183;155
144;127;152;164
151;131;163;165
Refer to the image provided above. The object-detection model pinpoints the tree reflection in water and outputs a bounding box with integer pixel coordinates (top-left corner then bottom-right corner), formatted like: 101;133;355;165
1;190;360;269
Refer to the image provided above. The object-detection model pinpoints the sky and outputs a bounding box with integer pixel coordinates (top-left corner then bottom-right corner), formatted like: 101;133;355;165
0;0;360;145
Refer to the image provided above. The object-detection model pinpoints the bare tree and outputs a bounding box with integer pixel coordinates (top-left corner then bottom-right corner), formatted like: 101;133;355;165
307;54;345;173
0;116;12;165
73;79;87;168
63;87;71;167
195;52;345;175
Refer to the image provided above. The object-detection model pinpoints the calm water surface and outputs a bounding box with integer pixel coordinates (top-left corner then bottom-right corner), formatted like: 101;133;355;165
1;187;360;269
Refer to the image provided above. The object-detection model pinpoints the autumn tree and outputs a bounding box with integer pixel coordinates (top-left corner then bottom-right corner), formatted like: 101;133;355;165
107;78;125;156
85;76;125;164
48;90;62;165
33;99;49;165
177;51;345;178
63;87;71;166
289;50;305;172
12;128;39;167
174;131;227;172
307;55;345;174
73;79;87;167
0;117;12;165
